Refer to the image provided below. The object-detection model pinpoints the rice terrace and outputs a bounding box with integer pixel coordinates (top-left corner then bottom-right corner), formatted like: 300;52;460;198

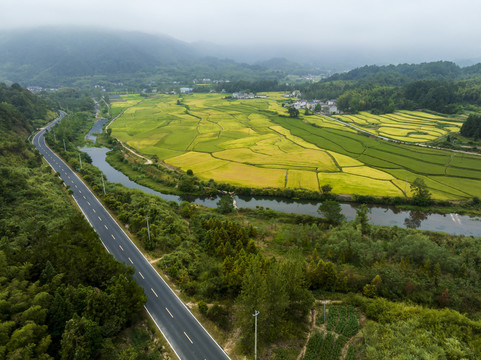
109;93;481;200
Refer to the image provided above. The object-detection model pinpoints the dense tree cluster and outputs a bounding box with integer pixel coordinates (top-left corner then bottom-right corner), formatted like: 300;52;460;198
0;84;147;359
460;114;481;139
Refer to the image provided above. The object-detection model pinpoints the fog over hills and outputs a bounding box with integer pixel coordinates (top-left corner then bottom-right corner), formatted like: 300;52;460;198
1;26;481;88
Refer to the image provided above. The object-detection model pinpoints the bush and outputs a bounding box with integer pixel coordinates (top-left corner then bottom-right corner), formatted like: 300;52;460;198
207;304;230;330
197;301;208;316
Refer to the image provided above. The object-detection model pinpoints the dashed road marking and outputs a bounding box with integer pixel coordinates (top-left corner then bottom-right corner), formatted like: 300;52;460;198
151;288;158;297
87;201;91;206
139;272;144;279
119;245;124;251
93;209;96;213
111;234;115;239
83;196;86;199
104;225;108;230
98;216;102;221
166;308;174;318
128;257;133;264
184;332;193;344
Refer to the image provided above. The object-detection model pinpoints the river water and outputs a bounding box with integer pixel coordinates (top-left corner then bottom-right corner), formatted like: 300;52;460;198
80;145;481;237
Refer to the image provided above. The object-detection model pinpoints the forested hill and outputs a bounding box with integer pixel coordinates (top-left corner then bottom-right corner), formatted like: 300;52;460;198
325;61;481;84
0;27;292;87
0;83;146;359
302;61;481;114
0;82;50;136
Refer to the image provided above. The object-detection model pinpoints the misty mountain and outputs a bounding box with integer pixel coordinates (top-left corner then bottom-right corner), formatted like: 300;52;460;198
0;27;199;86
0;27;320;88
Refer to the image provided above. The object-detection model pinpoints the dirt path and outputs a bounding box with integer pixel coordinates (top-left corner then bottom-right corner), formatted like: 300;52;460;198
119;140;153;165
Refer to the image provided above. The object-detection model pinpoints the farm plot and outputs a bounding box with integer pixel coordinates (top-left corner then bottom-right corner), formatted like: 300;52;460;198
110;94;481;199
109;94;144;117
334;111;463;142
272;115;481;199
303;305;360;360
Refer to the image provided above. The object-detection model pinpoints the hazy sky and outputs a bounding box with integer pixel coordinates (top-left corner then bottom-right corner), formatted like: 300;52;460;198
3;0;481;61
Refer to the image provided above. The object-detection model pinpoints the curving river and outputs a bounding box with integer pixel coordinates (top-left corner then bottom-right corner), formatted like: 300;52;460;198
80;145;481;237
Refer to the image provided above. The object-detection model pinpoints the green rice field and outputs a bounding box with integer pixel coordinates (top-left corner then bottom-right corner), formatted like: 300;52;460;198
109;93;481;200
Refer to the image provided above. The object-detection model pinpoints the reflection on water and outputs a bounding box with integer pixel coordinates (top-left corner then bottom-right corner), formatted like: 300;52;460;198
404;210;429;229
79;146;481;237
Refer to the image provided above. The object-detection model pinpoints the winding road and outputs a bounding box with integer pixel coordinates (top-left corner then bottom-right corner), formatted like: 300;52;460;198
32;112;230;360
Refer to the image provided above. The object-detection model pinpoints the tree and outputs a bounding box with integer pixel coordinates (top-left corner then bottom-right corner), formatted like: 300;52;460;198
317;200;345;225
287;106;299;118
410;178;432;206
60;316;102;360
355;204;370;235
217;195;235;214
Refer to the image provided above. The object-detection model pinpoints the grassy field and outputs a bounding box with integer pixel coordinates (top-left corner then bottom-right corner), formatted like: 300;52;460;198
109;93;481;200
110;94;144;117
334;111;463;142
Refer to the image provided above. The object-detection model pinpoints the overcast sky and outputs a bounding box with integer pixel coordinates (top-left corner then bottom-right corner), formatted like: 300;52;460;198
3;0;481;62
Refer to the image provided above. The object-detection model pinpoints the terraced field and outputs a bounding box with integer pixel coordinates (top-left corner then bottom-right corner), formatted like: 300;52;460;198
109;93;481;200
334;111;462;142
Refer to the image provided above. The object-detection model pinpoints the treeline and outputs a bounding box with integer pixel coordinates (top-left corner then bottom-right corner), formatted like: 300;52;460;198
0;84;149;359
213;80;292;93
41;88;95;113
326;61;466;83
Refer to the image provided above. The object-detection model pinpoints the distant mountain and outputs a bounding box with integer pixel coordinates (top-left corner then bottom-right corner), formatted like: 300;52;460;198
0;27;199;86
0;27;321;88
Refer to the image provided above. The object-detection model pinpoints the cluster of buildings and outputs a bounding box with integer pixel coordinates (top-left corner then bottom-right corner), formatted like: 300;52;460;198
232;92;267;99
290;99;339;115
27;86;58;94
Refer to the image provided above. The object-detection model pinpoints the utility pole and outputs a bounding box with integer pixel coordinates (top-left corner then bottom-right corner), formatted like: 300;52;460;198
101;175;106;195
79;153;82;169
63;139;66;152
146;215;151;243
253;310;259;360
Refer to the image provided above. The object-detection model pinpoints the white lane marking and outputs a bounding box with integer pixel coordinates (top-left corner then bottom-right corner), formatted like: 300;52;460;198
87;201;91;206
83;196;86;199
119;245;124;251
68;176;70;179
111;234;116;239
93;208;96;213
151;288;158;297
139;272;144;279
79;190;82;193
450;213;456;222
71;180;74;183
184;332;193;344
128;257;133;264
75;185;78;188
98;216;102;221
165;308;174;318
104;225;108;230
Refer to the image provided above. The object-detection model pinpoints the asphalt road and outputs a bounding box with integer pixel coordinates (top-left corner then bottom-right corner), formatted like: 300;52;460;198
33;113;231;360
